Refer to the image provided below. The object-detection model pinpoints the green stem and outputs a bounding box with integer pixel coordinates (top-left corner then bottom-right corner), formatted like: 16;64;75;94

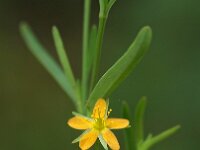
82;0;91;111
90;16;107;91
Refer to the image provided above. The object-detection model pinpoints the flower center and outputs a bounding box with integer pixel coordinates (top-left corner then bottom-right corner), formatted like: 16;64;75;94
93;118;106;131
92;108;107;131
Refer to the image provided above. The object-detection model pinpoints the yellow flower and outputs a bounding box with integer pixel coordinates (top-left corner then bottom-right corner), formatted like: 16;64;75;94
68;98;130;150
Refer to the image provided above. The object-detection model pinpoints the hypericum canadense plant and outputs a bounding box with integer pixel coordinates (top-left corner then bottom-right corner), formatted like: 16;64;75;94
20;0;180;149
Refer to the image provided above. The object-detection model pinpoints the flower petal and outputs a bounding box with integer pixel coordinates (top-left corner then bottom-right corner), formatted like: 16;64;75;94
68;116;92;130
72;129;91;143
102;129;120;150
79;130;98;149
106;118;129;129
92;98;107;119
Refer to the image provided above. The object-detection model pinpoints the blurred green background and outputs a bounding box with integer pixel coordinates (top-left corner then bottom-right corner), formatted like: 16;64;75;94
0;0;199;149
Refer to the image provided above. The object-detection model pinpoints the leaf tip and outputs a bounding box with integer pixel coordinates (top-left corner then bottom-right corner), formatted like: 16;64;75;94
19;21;29;33
143;25;152;33
19;21;27;28
141;96;147;101
174;125;181;131
141;26;152;41
52;25;57;30
52;25;59;35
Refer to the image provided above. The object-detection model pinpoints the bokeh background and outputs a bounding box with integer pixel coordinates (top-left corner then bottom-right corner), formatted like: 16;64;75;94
0;0;199;149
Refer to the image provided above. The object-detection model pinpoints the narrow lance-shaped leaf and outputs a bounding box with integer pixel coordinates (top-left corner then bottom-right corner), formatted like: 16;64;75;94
87;25;98;77
87;26;152;110
122;101;135;150
141;125;181;150
134;97;147;146
83;25;97;97
52;26;76;88
19;23;81;111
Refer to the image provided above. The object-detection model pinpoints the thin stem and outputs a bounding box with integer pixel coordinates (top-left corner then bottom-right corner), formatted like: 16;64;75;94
82;0;91;110
90;16;107;91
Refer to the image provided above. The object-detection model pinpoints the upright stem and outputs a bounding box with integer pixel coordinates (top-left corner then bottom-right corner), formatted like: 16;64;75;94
82;0;91;110
90;15;107;91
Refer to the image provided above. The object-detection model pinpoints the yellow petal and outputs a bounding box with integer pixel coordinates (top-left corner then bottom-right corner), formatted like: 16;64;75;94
68;116;92;130
79;130;98;149
106;118;129;129
102;129;120;150
92;98;107;119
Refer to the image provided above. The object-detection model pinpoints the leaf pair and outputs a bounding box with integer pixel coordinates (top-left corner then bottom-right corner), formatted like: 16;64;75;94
20;22;152;116
20;23;82;112
20;0;152;116
122;98;180;150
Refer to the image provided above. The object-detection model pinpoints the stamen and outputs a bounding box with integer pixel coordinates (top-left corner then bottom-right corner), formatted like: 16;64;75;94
107;109;112;116
91;109;97;118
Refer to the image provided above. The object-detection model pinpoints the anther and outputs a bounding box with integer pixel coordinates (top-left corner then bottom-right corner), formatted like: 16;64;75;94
107;109;112;116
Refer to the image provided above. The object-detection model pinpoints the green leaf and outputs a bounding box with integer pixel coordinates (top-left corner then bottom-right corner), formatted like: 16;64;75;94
140;125;181;150
134;97;147;146
52;26;76;87
122;101;135;150
90;8;107;91
87;26;152;110
83;25;97;99
19;23;81;112
87;25;98;76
